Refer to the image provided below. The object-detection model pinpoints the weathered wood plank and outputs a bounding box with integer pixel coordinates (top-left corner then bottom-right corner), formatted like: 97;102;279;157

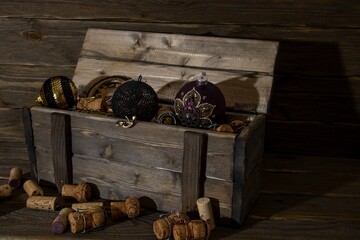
262;171;360;198
30;106;240;218
181;131;207;213
22;107;37;180
2;153;360;239
261;154;360;198
239;114;265;176
263;154;360;174
0;18;359;76
51;113;73;191
75;28;277;114
265;121;360;157
0;108;28;162
0;64;75;108
31;106;237;181
270;93;360;123
251;193;360;221
73;57;274;114
80;28;278;74
1;0;358;28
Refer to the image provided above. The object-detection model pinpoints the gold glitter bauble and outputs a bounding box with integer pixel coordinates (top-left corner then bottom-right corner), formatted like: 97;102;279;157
37;76;77;109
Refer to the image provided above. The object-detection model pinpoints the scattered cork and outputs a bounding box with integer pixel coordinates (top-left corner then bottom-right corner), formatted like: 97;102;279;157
8;167;22;189
68;206;106;233
23;179;44;196
110;197;141;219
26;196;61;211
62;183;92;202
51;208;73;234
0;184;12;199
173;220;208;240
197;197;215;230
153;212;188;240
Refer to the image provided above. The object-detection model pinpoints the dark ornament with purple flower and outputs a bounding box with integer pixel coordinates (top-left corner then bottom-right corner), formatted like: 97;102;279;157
174;72;226;129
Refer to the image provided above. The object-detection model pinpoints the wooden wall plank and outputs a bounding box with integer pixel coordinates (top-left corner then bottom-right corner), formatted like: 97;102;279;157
265;121;360;157
1;1;358;28
251;193;360;221
0;1;359;157
0;108;28;162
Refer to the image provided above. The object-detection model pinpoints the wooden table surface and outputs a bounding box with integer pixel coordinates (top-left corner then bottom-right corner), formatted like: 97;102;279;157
1;153;359;239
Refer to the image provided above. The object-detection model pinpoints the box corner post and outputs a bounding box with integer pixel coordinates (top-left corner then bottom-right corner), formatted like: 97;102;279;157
51;112;73;192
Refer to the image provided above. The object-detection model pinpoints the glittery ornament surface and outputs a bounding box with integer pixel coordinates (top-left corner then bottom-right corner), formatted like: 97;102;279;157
174;72;226;128
111;76;158;121
37;76;77;109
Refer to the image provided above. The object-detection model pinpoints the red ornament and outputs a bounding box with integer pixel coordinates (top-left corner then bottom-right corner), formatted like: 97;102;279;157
174;72;226;128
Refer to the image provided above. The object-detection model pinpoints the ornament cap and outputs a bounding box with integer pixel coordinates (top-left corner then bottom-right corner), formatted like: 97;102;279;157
196;72;208;87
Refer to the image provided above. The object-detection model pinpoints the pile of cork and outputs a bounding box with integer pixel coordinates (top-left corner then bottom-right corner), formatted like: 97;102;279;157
1;168;215;239
0;167;140;234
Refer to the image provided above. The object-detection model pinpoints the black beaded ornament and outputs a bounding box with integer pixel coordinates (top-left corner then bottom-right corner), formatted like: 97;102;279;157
111;76;158;121
37;76;77;109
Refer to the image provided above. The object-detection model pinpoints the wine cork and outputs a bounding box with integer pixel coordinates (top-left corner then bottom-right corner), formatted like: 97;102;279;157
8;167;22;189
0;184;12;199
51;208;73;234
68;207;106;233
188;220;208;239
62;183;92;202
72;201;105;211
110;197;141;219
23;179;44;196
153;213;188;240
173;220;208;240
77;97;108;112
215;124;234;133
228;120;246;133
173;224;191;240
26;196;61;211
197;197;215;230
155;106;177;125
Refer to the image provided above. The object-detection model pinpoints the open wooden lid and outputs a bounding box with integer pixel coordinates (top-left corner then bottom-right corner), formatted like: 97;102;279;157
73;28;278;114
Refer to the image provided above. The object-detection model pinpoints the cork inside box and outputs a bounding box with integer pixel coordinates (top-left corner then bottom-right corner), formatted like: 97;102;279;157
26;28;278;225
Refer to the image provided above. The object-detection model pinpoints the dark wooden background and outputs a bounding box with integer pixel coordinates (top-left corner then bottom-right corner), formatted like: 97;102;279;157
0;0;359;165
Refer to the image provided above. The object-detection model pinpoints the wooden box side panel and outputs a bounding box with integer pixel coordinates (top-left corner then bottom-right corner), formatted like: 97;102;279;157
231;114;265;224
31;106;237;216
240;114;266;177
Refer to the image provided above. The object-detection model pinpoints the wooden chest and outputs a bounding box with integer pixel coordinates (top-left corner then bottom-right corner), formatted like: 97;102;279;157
26;29;278;225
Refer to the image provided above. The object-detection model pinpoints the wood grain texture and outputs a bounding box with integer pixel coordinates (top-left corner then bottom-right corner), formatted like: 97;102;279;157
74;58;275;114
0;9;359;156
265;120;360;157
80;28;278;73
22;107;37;180
181;131;207;213
0;108;28;163
1;154;360;239
1;0;358;28
51;113;73;191
74;29;277;114
30;106;247;220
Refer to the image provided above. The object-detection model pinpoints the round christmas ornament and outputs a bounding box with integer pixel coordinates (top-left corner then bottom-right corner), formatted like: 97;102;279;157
111;76;158;121
174;72;226;128
37;76;77;109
